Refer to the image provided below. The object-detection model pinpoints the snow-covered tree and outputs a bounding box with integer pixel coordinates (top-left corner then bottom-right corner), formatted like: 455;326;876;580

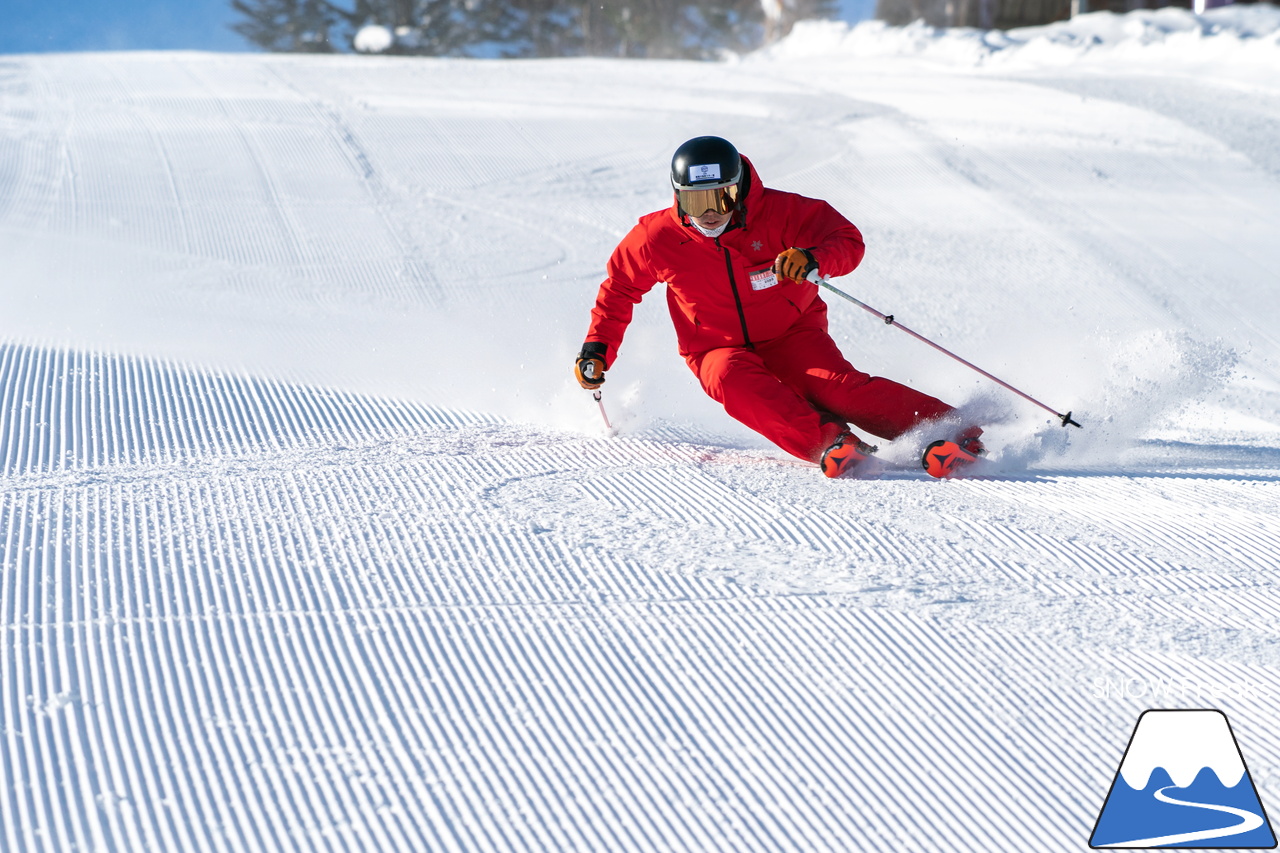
229;0;836;57
328;0;518;55
231;0;341;52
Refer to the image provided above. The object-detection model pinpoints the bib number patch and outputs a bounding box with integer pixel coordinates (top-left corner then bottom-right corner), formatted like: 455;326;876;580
749;268;778;291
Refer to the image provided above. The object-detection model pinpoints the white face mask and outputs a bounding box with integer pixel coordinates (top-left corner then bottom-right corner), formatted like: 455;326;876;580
691;220;729;238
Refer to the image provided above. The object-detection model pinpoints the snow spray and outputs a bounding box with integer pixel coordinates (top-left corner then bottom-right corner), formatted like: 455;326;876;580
810;273;1082;428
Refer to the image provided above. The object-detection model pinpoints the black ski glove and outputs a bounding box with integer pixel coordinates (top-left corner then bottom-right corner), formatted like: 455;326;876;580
575;342;608;389
774;247;817;283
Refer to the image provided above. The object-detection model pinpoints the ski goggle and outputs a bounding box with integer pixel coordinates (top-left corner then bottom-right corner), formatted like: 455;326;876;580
677;184;740;216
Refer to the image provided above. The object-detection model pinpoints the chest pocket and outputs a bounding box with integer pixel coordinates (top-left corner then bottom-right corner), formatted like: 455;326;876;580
748;267;779;291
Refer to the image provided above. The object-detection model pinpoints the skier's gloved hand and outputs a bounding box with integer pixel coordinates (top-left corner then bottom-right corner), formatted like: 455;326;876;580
774;247;817;283
575;342;608;389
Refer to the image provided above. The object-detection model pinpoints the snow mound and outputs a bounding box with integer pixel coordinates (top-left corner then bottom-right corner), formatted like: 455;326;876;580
354;25;395;54
760;4;1280;69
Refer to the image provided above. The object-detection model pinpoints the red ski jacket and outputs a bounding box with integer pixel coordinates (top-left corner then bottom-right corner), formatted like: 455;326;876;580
585;156;866;366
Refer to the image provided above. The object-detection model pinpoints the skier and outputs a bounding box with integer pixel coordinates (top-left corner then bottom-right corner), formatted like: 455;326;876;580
574;136;983;478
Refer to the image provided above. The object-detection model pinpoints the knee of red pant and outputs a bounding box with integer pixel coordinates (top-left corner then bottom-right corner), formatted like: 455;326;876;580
802;366;872;386
696;348;764;398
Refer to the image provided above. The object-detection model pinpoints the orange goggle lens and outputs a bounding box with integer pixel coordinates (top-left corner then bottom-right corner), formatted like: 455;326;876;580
678;185;740;216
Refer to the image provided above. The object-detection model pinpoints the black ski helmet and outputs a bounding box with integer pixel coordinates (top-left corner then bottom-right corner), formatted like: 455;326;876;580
670;136;742;193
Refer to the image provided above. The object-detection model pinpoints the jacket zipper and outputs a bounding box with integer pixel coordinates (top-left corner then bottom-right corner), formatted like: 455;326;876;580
718;240;753;349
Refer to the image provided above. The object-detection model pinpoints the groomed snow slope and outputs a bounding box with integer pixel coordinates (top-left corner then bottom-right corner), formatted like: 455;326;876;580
3;10;1280;850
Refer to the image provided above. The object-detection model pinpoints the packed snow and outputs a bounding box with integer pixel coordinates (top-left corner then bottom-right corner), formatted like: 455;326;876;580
2;7;1280;851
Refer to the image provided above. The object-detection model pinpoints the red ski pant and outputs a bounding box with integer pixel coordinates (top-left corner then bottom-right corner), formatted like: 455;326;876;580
686;313;953;463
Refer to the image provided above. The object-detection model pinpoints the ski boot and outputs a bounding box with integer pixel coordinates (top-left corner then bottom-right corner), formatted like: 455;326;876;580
820;432;880;479
922;428;986;479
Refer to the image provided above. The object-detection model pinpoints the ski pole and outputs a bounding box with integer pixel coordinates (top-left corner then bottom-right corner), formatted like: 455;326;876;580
592;389;615;432
810;273;1082;428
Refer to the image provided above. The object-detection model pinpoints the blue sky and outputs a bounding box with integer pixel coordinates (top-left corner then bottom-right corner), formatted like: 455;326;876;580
3;0;247;53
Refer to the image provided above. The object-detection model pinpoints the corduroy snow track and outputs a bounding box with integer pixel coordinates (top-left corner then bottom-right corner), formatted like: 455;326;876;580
4;26;1280;852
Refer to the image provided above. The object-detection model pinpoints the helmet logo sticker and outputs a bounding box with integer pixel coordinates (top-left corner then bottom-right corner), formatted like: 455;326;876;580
689;163;721;182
